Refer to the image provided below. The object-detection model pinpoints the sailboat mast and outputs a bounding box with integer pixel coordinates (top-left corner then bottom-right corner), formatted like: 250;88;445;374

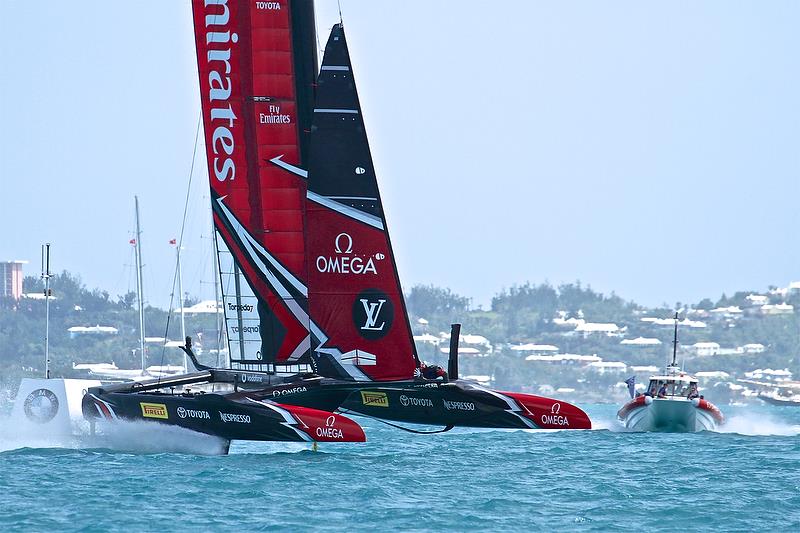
42;243;51;379
211;227;224;368
671;311;679;367
134;196;146;373
176;243;187;371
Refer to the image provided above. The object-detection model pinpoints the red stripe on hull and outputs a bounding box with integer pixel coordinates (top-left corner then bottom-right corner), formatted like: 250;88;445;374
501;391;592;429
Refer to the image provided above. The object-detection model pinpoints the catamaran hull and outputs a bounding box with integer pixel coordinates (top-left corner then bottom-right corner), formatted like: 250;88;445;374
618;398;722;432
82;390;366;444
249;379;592;430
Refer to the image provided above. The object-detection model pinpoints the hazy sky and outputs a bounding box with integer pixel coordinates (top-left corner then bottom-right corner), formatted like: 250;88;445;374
1;1;798;311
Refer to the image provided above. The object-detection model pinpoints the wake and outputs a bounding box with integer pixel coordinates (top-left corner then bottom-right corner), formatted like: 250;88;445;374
715;411;800;437
586;410;800;436
0;416;229;456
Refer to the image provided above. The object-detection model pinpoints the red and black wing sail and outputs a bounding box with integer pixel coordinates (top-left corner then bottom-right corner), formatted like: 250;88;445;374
191;0;317;369
302;24;419;381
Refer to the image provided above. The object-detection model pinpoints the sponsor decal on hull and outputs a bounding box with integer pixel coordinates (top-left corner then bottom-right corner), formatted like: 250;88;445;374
24;388;60;424
360;391;389;408
219;412;251;424
240;373;266;384
443;400;476;411
176;407;211;420
399;395;434;408
140;403;169;419
540;402;570;426
272;386;308;398
315;415;344;440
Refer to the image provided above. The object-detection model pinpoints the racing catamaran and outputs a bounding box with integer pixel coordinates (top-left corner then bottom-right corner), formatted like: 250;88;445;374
83;0;591;443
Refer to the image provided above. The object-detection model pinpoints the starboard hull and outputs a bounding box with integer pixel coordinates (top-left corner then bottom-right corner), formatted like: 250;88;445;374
273;380;592;430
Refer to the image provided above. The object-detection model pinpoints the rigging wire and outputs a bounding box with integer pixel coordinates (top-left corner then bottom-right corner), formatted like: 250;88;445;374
157;114;203;384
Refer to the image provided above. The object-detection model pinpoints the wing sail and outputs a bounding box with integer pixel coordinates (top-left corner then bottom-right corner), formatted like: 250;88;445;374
303;24;419;381
191;0;317;369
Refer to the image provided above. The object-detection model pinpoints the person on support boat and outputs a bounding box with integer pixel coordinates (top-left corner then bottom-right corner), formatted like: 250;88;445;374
687;383;699;399
657;382;669;398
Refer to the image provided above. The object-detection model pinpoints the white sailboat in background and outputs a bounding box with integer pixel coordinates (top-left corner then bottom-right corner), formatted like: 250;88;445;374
76;197;183;381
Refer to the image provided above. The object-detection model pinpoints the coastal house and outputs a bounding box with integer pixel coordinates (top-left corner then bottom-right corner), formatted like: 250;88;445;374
177;300;223;315
67;325;119;338
745;294;768;307
587;361;627;374
695;371;730;383
709;306;743;319
761;303;794;315
741;343;765;354
575;322;623;338
413;333;440;345
509;343;559;356
524;353;602;365
629;365;660;373
644;317;707;328
439;346;484;357
691;342;721;356
620;337;662;346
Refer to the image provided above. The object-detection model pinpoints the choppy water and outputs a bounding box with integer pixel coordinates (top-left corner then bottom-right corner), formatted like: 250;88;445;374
1;404;798;531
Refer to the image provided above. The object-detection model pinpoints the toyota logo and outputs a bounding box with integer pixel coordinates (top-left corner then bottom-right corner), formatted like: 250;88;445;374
400;395;410;407
177;406;187;418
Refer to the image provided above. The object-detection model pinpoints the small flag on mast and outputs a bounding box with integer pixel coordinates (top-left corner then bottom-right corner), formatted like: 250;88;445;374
169;239;177;245
625;376;636;399
129;239;136;245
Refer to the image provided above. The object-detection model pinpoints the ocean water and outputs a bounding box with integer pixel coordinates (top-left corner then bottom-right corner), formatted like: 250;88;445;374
1;404;798;531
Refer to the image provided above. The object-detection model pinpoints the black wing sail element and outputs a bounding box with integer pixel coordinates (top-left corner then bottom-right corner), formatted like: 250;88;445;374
304;24;418;381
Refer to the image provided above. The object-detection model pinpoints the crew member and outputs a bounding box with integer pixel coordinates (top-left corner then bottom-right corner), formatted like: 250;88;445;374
687;383;699;399
418;361;447;381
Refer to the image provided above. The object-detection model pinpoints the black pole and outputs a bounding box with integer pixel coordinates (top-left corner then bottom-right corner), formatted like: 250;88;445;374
448;324;461;380
671;312;679;366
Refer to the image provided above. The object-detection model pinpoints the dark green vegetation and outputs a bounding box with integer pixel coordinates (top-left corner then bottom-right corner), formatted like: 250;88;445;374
1;273;798;398
407;283;800;397
0;272;218;388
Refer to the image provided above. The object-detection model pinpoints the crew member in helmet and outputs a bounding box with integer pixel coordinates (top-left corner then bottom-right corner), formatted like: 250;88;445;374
418;361;447;381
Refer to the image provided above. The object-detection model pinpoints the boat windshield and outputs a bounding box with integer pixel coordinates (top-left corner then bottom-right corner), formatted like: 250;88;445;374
647;379;697;397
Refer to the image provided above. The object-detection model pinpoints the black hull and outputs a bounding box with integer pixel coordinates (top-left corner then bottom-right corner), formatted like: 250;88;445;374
84;391;307;442
83;371;591;442
262;380;545;429
82;372;368;444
